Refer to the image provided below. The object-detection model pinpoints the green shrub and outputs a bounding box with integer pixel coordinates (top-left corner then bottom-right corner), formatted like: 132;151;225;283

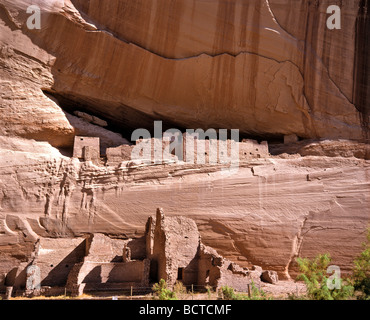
220;283;270;300
152;279;177;300
248;282;270;300
205;285;213;300
173;281;187;299
173;281;187;294
296;253;354;300
221;286;240;300
352;229;370;300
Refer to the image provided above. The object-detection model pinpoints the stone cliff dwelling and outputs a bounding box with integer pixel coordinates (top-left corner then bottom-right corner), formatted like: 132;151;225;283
1;0;369;303
73;134;270;166
0;209;277;297
73;136;100;162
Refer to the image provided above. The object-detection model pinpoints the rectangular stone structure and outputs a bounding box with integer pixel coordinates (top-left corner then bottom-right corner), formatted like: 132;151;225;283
73;136;100;160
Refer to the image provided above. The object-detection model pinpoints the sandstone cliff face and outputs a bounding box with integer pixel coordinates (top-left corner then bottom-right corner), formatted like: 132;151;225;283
0;137;369;280
0;0;368;143
0;0;369;290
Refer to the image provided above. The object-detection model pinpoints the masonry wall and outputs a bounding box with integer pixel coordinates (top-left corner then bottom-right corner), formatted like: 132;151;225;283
67;259;150;295
238;139;269;160
77;261;148;284
1;262;28;292
105;136;269;166
106;145;134;166
151;211;167;284
183;136;269;164
197;245;223;288
34;238;86;287
85;233;127;262
216;266;251;292
73;136;100;160
151;209;200;287
197;244;261;292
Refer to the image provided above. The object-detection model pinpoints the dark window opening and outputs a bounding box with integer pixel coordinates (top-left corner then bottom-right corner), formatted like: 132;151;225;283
149;260;158;283
177;268;183;281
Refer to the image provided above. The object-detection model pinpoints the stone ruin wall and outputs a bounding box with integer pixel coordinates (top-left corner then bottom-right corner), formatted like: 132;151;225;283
1;209;279;297
149;208;201;287
72;136;100;161
146;209;268;291
96;135;270;167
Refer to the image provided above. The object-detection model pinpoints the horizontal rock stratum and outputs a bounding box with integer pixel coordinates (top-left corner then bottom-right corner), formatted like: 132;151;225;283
0;0;369;295
0;137;368;282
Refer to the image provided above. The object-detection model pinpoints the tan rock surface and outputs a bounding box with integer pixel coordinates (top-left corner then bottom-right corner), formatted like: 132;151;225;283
0;2;75;147
0;0;369;294
0;138;368;281
0;0;367;142
65;112;130;154
270;139;370;160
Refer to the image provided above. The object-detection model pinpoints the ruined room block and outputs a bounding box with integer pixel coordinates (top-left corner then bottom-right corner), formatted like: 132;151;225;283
147;208;260;291
197;244;261;293
183;132;198;163
183;133;227;165
30;237;87;289
239;139;269;160
106;144;134;166
66;260;150;296
133;138;176;163
151;208;201;287
85;233;125;263
73;136;100;160
83;146;93;161
217;139;234;164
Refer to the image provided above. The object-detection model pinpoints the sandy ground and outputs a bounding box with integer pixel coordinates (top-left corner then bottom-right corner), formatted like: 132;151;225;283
260;280;307;299
8;280;308;300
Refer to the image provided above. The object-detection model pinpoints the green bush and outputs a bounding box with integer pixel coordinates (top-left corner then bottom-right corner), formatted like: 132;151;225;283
296;253;354;300
152;279;177;300
173;281;187;299
221;286;240;300
352;229;370;300
205;285;213;300
248;282;270;300
221;283;270;300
